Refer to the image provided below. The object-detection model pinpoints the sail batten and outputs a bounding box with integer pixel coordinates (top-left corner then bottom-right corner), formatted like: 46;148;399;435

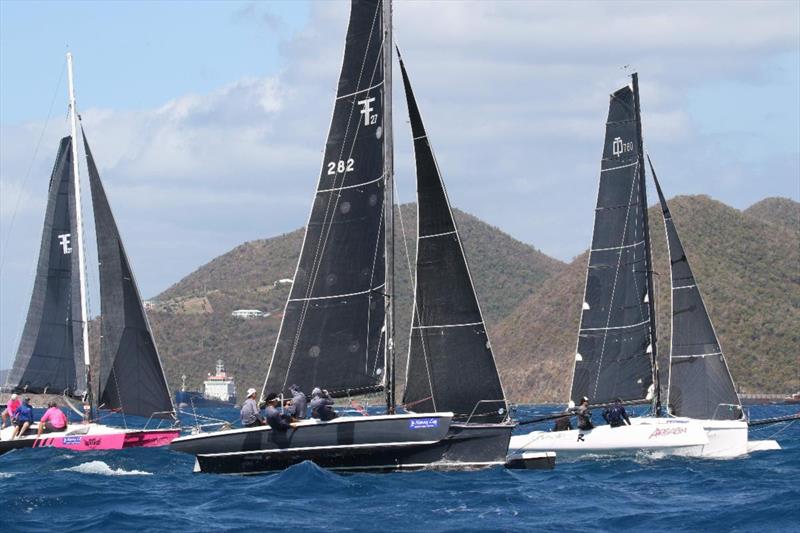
264;0;386;399
6;136;85;397
569;80;655;406
84;133;174;419
650;157;741;420
399;53;507;423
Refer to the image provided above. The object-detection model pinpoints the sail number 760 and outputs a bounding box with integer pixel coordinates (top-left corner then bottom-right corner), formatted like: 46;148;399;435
327;158;355;175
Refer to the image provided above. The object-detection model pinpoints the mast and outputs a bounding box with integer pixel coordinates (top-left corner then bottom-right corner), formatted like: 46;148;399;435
66;52;92;411
632;73;660;415
382;0;395;414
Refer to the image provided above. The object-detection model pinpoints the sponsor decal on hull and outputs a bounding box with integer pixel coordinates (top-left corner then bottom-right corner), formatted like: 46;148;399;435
409;418;439;430
649;427;688;439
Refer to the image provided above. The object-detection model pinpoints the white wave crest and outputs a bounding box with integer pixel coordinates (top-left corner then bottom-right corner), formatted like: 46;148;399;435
0;472;17;478
59;460;152;476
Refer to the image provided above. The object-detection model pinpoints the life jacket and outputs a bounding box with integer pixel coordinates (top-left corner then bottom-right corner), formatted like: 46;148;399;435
607;406;623;425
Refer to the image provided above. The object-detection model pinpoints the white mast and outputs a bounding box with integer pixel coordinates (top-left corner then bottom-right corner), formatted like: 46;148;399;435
66;52;91;390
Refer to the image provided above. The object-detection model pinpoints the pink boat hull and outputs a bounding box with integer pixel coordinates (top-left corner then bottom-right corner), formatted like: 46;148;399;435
1;425;180;454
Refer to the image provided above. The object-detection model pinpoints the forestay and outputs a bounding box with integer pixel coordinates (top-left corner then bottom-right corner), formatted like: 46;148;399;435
6;137;85;397
650;158;741;421
264;0;386;398
85;133;174;419
570;79;657;406
399;54;507;423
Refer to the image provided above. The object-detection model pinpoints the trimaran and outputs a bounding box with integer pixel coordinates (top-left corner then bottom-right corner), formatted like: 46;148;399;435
170;0;554;473
508;74;780;459
1;53;180;454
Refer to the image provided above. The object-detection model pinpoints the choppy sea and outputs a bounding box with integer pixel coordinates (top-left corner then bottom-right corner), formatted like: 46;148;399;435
0;404;797;532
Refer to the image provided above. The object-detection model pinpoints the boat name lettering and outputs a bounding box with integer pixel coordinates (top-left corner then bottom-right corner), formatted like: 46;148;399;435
648;427;687;439
612;137;634;157
62;435;82;445
409;418;439;430
84;437;102;447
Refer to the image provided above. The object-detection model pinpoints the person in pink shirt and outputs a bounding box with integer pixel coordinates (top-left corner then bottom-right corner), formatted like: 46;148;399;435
37;401;68;436
1;393;21;429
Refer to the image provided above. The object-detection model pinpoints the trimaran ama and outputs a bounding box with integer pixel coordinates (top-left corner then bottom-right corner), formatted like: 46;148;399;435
508;73;779;458
1;53;180;454
170;0;553;473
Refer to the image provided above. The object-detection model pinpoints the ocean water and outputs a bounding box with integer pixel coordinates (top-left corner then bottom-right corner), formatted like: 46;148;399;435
0;404;797;532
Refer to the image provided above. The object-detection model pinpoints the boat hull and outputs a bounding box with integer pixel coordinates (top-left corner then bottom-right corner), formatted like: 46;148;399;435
171;413;514;474
673;419;781;458
508;417;708;458
0;423;180;455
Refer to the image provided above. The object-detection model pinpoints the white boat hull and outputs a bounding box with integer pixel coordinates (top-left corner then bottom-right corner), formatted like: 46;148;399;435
509;417;708;457
672;419;781;458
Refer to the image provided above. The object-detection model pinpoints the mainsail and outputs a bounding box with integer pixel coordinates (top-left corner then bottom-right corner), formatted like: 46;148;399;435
570;75;657;406
399;54;508;423
6;137;85;396
84;133;174;418
649;157;741;420
264;0;386;398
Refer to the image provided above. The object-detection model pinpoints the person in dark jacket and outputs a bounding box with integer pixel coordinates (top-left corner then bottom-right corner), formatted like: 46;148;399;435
240;388;265;427
573;397;594;431
602;398;631;428
264;393;293;431
310;388;337;422
286;384;308;420
12;397;34;439
553;411;573;431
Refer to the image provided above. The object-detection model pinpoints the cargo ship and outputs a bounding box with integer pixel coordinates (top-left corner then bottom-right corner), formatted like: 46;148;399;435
175;360;237;408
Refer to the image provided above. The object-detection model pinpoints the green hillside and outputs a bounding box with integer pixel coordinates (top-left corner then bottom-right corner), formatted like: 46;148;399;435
149;204;564;394
493;195;800;403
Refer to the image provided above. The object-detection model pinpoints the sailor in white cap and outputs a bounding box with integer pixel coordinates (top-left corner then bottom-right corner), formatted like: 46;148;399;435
240;387;265;427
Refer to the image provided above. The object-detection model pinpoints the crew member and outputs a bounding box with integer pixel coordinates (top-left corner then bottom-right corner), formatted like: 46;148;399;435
1;393;20;429
37;401;69;436
287;384;308;420
240;388;265;427
264;393;292;431
553;410;573;431
12;397;34;439
573;396;594;431
602;398;631;428
310;388;337;422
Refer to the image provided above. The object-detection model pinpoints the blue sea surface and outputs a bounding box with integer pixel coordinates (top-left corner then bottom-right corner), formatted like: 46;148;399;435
0;404;797;532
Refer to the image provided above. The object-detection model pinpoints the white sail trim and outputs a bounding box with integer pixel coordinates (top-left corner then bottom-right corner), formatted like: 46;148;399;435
288;284;385;303
591;239;645;253
673;284;697;290
335;80;385;101
580;318;650;332
412;321;484;330
418;230;457;239
601;160;639;173
317;174;384;193
672;351;723;360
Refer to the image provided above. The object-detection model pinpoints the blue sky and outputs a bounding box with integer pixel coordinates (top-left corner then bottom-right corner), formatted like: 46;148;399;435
1;1;798;364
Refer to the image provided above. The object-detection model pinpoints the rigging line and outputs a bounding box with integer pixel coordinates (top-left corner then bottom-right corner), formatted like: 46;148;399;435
281;4;383;388
365;199;385;376
0;61;67;275
592;160;640;400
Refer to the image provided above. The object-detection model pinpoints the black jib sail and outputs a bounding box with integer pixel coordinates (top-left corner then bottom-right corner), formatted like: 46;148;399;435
84;133;174;418
399;54;508;423
570;76;657;406
264;0;386;398
649;157;741;420
6;137;85;396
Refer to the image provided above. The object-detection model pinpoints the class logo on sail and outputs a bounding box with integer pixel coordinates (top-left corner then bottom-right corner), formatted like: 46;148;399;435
58;233;72;254
612;137;634;157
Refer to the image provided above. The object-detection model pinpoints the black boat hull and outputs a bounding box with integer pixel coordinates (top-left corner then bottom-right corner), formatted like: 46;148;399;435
170;414;514;474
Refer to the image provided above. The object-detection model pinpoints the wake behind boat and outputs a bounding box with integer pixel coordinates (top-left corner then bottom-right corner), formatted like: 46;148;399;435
1;53;179;455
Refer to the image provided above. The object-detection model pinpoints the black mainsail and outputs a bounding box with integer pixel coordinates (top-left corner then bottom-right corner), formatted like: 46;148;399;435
6;137;85;397
570;74;658;406
649;157;741;420
264;0;386;398
399;54;508;423
84;133;174;418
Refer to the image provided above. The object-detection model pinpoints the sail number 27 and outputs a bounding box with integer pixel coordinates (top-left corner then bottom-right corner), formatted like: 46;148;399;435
327;158;355;175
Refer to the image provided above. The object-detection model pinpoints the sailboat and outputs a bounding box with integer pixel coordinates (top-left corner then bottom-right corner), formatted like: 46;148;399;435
0;53;180;454
509;73;780;458
509;74;711;457
169;0;539;474
648;157;779;457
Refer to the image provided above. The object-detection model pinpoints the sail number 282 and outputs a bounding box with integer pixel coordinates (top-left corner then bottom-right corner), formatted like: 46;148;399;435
327;158;355;175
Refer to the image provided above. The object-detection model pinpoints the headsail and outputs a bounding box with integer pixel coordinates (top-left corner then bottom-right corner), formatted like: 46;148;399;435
6;137;85;397
84;133;174;418
264;0;386;398
649;157;741;420
570;77;657;406
399;53;508;423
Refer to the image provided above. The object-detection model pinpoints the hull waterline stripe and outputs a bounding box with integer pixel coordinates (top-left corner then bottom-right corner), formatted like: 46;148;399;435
197;439;442;457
